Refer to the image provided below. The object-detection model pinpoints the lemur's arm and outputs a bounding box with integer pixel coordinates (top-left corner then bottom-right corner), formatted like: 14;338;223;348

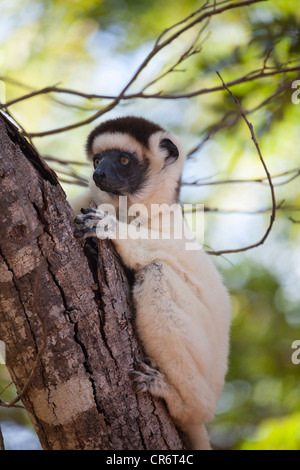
74;207;185;271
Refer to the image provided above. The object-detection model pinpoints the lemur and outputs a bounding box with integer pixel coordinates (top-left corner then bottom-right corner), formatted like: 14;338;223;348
70;116;231;450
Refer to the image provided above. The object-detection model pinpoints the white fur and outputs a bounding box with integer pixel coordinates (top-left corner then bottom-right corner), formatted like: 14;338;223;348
90;132;145;161
113;219;230;450
70;123;231;450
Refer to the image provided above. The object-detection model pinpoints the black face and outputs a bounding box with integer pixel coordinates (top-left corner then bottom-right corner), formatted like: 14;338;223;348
92;149;149;196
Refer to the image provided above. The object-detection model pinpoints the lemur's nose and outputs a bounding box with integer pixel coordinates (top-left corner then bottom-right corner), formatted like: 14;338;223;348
93;155;118;189
93;169;105;186
93;159;110;180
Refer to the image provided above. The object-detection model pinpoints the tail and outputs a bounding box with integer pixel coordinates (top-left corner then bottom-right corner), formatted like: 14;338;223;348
180;423;211;450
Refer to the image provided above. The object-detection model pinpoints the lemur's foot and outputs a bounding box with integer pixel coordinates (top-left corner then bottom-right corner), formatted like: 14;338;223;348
129;358;166;395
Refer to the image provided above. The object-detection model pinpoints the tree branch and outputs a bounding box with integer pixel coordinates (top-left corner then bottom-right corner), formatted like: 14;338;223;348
0;0;275;139
0;112;183;450
186;74;298;158
205;72;276;255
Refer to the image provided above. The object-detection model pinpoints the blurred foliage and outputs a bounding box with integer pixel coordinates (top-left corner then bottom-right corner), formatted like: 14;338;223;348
208;261;300;449
0;0;300;450
238;413;300;450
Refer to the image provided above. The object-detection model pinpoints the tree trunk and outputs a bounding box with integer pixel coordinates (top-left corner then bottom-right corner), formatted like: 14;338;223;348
0;112;183;450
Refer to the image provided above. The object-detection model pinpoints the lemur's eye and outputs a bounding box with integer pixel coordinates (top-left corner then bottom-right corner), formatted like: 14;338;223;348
120;157;130;166
93;154;102;168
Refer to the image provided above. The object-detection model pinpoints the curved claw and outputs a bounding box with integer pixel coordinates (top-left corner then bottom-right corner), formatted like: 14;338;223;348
74;215;83;224
80;207;97;215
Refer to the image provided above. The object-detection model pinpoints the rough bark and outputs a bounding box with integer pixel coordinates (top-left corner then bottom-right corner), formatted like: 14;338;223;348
0;112;183;450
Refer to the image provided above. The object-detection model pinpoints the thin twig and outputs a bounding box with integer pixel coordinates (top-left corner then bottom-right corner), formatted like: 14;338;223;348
3;63;299;112
154;0;209;46
206;72;276;256
136;65;300;100
0;0;270;139
44;155;90;166
0;381;14;396
0;380;26;408
58;176;89;187
187;74;297;158
115;1;266;98
289;217;300;224
184;199;284;216
142;18;210;94
182;168;300;188
15;63;299;139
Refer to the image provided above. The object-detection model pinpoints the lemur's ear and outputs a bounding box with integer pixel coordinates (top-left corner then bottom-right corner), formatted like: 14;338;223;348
159;138;179;165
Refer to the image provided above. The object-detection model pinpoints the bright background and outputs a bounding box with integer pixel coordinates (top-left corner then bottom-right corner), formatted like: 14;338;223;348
0;0;300;450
